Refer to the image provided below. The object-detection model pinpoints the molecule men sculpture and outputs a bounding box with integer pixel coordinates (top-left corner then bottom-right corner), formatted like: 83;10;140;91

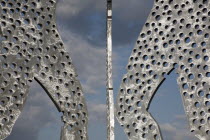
116;0;210;140
1;0;210;140
0;0;88;140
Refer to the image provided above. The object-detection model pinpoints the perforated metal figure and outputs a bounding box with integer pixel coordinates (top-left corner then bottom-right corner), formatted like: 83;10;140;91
116;0;210;139
0;0;88;140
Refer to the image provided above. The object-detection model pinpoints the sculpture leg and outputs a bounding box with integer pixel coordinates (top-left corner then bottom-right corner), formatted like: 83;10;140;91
177;66;210;139
34;59;88;140
116;54;175;140
0;62;29;140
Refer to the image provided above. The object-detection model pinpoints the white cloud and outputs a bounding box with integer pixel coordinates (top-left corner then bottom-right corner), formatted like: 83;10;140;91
161;123;177;133
57;0;104;18
160;122;198;140
87;102;106;122
113;0;153;21
175;114;187;120
59;29;106;94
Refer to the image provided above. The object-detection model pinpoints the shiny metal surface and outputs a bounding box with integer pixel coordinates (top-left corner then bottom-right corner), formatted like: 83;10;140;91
116;0;210;140
106;0;115;140
0;0;88;139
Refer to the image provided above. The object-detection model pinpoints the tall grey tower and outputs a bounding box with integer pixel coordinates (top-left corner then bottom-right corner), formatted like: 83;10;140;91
106;0;115;140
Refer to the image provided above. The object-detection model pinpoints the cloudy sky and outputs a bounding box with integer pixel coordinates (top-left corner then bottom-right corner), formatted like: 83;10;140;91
7;0;199;140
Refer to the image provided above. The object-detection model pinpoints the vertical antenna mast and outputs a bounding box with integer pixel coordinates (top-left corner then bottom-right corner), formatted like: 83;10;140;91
106;0;114;140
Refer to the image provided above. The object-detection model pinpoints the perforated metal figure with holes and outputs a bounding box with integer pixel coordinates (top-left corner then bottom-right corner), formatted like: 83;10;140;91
0;0;88;140
116;0;210;140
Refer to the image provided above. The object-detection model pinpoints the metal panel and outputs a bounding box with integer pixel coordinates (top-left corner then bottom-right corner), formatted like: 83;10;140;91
116;0;210;140
0;0;88;139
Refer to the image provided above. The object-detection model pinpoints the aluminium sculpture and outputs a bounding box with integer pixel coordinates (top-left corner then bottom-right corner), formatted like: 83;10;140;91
116;0;210;140
0;0;88;140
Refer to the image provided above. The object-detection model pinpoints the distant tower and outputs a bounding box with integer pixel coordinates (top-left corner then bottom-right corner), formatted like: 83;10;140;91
106;0;115;140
